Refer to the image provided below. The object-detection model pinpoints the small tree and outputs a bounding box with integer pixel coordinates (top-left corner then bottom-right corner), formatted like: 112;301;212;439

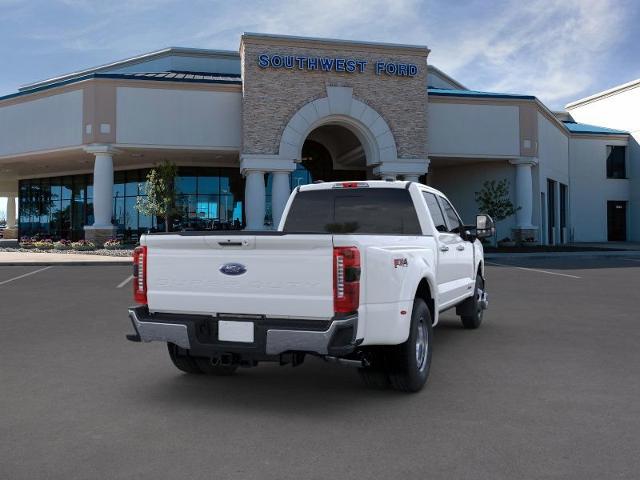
136;161;178;232
474;179;519;245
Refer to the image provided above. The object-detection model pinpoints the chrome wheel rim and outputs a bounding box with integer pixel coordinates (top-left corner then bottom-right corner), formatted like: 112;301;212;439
415;316;428;372
476;278;485;319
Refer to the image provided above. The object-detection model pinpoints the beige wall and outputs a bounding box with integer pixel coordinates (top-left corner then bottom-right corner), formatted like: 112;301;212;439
0;90;83;157
240;35;429;159
428;102;520;157
116;86;242;148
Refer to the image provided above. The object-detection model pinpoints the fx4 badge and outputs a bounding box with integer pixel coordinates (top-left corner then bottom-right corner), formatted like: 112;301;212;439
393;258;408;268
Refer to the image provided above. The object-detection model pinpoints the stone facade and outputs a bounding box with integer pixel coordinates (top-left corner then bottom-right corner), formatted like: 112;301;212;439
240;34;429;161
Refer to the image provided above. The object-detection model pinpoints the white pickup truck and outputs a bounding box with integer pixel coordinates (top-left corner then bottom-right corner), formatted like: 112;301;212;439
127;180;494;392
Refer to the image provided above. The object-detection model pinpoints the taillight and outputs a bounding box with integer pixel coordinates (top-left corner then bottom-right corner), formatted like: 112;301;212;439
133;246;147;304
333;246;360;314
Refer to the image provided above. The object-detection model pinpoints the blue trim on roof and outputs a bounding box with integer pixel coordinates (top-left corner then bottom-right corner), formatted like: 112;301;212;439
562;121;628;135
428;87;536;100
0;72;242;102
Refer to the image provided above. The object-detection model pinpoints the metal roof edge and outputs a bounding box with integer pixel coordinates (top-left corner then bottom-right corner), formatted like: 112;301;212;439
2;72;242;103
427;65;467;90
19;46;240;92
427;88;535;100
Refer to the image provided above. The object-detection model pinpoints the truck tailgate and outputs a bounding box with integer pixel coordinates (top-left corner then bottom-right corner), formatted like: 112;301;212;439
144;234;334;319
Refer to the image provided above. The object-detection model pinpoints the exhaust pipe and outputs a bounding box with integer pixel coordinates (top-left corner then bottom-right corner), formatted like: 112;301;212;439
324;356;366;368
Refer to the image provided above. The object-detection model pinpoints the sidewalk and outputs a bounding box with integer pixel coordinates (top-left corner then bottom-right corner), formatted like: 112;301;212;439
569;242;640;251
0;251;132;266
486;250;640;260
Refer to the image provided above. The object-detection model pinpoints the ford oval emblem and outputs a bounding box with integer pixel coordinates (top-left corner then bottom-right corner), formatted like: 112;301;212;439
219;263;247;276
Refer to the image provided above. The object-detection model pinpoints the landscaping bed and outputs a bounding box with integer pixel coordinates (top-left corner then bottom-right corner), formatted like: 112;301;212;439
0;237;134;256
0;247;133;257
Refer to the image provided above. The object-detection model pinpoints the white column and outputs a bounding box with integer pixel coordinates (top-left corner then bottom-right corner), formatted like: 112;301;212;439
6;195;16;229
91;151;115;227
510;158;538;229
244;170;266;230
271;171;290;229
373;159;429;183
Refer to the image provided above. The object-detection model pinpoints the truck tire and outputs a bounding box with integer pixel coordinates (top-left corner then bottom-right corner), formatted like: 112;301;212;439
194;358;238;376
460;274;485;329
167;343;202;374
387;298;433;392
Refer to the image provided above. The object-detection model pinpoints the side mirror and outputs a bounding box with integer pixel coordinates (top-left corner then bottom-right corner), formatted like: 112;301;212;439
475;214;495;239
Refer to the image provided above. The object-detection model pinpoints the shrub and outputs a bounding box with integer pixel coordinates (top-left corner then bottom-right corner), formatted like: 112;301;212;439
33;239;54;250
19;236;35;249
103;238;122;250
54;239;72;250
71;240;96;251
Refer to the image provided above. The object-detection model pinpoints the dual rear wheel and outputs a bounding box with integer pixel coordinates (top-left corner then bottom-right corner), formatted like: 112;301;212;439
359;298;433;393
359;273;485;392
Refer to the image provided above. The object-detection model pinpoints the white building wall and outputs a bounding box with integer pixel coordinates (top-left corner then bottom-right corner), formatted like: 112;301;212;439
0;90;83;156
568;137;630;242
567;84;640;241
428;103;520;157
536;113;570;243
116;87;242;149
430;161;517;241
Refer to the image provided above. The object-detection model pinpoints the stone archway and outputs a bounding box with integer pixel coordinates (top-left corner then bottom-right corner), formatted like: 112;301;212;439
278;86;398;167
241;86;429;229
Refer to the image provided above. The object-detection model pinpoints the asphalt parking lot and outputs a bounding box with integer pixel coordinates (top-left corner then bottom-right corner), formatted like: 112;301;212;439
1;257;639;479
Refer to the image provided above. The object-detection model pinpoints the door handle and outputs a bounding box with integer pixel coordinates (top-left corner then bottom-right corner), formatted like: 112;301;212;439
439;245;449;252
456;245;465;251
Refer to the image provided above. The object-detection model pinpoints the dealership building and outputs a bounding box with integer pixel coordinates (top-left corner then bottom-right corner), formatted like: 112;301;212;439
0;33;637;244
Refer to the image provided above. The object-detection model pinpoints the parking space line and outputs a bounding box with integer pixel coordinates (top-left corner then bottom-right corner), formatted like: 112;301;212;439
624;258;640;263
486;262;581;279
117;275;134;289
0;266;53;286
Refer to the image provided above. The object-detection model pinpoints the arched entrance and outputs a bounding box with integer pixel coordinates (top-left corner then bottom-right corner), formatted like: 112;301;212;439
301;125;368;182
265;123;368;226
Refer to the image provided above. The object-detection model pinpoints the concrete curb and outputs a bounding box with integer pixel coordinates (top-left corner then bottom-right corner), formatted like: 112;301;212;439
485;250;640;260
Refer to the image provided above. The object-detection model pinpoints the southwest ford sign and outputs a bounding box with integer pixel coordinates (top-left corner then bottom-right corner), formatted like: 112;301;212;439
257;54;418;77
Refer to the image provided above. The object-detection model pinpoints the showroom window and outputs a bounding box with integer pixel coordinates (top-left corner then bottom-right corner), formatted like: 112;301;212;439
18;167;245;241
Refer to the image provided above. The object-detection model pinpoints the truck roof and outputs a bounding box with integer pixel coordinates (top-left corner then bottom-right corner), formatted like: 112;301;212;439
297;180;446;197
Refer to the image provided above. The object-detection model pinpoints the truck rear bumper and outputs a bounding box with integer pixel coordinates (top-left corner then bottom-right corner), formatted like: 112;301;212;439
127;306;359;358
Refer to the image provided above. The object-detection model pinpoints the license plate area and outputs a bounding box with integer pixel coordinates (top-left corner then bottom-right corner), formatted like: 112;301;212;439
217;320;255;343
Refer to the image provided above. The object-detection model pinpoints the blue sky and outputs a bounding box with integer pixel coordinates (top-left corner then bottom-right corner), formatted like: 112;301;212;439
1;0;639;108
1;0;639;217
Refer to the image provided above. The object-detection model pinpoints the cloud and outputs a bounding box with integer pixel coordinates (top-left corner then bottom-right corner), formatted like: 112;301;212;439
2;0;636;109
424;0;633;107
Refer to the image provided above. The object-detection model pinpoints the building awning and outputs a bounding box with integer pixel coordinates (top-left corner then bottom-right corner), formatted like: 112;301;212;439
427;87;535;100
562;121;628;135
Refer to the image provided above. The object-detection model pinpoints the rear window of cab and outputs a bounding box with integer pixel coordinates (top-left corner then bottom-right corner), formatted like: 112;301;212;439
283;188;422;234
